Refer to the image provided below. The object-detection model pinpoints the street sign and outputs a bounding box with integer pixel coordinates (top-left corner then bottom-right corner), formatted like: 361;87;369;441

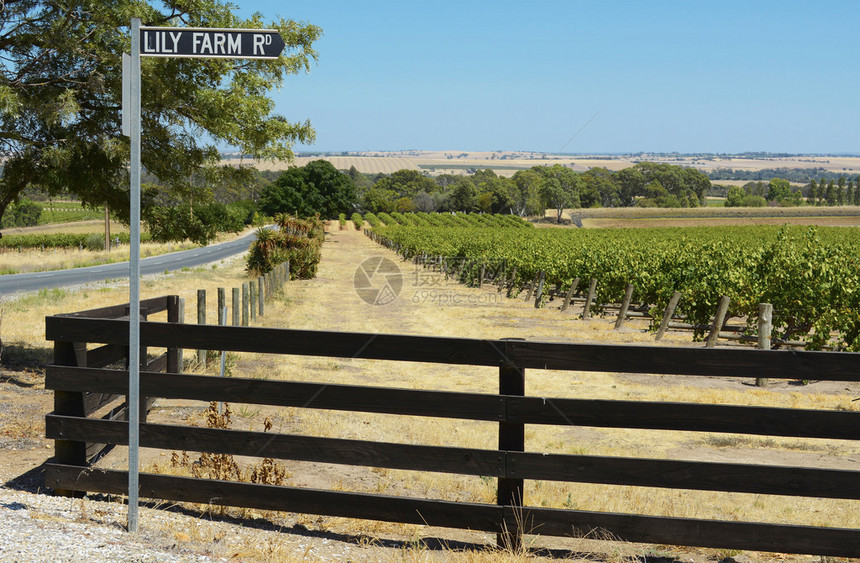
140;27;285;59
125;19;286;534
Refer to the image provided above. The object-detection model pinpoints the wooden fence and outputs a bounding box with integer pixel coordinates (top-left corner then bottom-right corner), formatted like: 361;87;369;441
44;298;860;557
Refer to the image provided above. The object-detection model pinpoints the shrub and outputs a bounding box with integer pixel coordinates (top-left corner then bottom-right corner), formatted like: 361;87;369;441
741;195;767;207
246;214;324;280
84;233;105;251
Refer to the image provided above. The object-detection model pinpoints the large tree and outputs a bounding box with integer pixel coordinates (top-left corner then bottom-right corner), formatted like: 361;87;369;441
259;160;356;219
0;1;320;223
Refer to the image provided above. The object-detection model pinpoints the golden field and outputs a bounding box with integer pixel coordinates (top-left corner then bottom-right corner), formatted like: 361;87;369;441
225;150;860;179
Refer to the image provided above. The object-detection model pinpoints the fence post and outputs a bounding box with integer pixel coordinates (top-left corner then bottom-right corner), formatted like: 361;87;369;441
197;289;206;367
217;288;225;327
614;283;635;329
533;271;546;308
655;291;682;341
497;338;525;552
756;303;773;386
250;281;257;323
582;278;598;319
52;340;87;497
479;263;486;289
258;277;265;317
242;283;250;326
232;287;240;326
705;295;731;348
176;299;184;377
561;277;580;312
167;295;182;374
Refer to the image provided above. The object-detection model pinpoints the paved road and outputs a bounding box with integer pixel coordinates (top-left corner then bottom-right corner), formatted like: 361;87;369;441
0;229;261;297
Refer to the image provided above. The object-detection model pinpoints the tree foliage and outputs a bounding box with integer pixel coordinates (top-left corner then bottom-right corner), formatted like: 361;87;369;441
0;0;321;224
0;198;41;228
259;160;356;218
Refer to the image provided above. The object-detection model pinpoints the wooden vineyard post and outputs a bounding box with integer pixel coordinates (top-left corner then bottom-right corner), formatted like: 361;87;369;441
561;277;580;312
479;263;485;289
533;271;546;308
614;283;635;329
497;339;525;551
705;296;731;348
655;291;681;341
582;278;598;319
197;289;206;367
232;288;240;326
524;273;539;302
506;266;518;298
756;303;773;386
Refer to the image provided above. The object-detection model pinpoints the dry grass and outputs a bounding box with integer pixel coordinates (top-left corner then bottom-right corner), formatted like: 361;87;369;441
0;240;202;274
0;226;254;274
224;151;860;179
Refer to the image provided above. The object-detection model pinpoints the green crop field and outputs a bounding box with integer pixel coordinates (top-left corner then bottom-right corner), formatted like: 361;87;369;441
373;218;860;351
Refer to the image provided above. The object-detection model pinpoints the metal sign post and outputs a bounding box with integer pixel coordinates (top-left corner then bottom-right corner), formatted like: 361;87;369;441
127;17;142;533
122;18;284;534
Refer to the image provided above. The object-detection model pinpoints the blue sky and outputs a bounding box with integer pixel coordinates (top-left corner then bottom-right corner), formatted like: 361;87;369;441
233;1;859;154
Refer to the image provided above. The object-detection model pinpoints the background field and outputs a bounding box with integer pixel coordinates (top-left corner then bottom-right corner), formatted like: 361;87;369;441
227;151;860;179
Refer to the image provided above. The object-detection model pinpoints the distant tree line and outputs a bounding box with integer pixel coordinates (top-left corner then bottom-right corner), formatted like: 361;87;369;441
707;167;855;183
805;175;860;206
256;162;710;222
720;175;860;207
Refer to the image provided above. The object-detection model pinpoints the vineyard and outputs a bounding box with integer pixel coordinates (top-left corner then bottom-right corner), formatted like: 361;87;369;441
365;213;860;351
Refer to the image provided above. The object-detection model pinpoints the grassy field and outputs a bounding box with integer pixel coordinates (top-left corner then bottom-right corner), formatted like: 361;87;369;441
3;221;855;561
552;205;860;228
224;151;860;179
0;221;253;274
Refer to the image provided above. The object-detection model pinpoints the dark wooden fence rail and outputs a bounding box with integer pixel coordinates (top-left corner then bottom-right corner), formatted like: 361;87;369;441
44;299;860;557
50;295;182;475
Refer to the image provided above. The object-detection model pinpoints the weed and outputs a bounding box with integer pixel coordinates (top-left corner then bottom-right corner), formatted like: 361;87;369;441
164;405;290;517
236;404;260;419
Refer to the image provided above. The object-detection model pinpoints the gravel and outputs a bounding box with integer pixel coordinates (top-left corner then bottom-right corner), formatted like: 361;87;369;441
0;487;223;562
0;485;409;562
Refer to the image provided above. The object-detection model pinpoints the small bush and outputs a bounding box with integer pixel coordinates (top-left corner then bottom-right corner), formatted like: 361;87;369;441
742;195;767;207
246;214;324;280
84;233;105;251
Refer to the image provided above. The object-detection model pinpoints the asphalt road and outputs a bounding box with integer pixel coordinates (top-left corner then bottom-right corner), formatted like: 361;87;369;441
0;229;261;297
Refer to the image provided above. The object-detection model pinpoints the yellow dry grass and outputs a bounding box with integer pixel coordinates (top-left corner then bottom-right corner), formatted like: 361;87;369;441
223;150;860;178
0;240;201;274
0;224;254;273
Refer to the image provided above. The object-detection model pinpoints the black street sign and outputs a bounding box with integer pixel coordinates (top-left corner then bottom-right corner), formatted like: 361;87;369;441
140;27;285;59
